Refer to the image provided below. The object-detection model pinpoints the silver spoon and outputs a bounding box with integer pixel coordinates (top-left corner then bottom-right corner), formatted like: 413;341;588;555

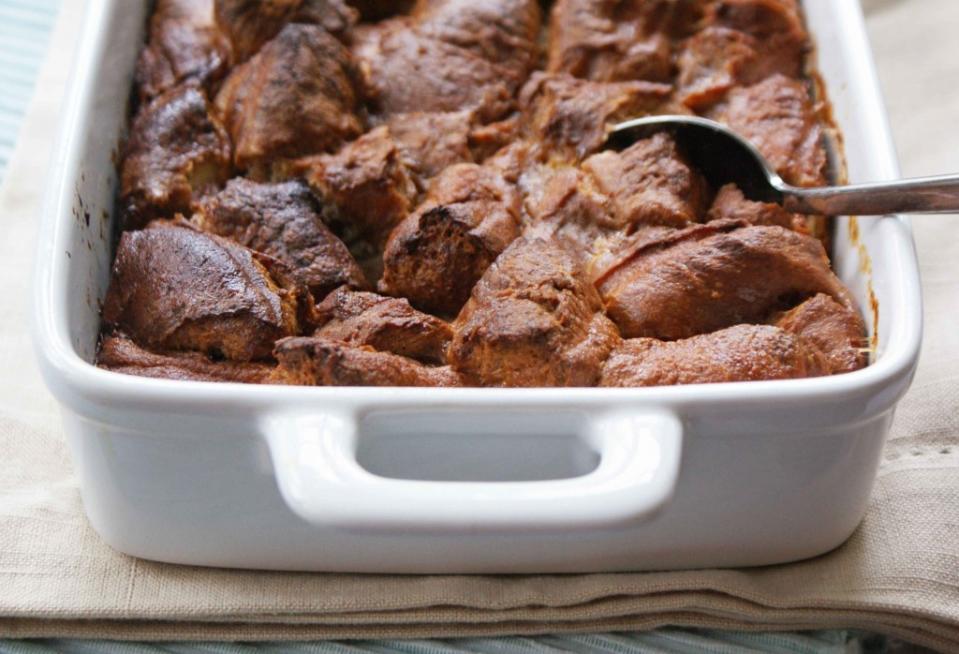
608;115;959;215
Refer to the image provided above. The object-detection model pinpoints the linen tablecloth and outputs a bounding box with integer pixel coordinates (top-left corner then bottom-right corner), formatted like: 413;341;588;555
0;0;956;651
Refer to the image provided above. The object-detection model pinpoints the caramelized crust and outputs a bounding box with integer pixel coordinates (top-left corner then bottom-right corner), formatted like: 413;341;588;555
134;0;229;102
352;19;515;123
519;72;680;162
301;126;418;247
522;164;618;262
522;134;704;277
449;237;620;386
102;222;299;361
597;222;853;340
677;26;761;110
708;183;810;232
600;324;829;387
772;293;867;374
120;84;231;229
194;178;367;300
385;111;474;183
272;337;462;386
581;132;708;228
709;74;827;187
547;0;698;82
380;164;522;315
711;0;808;81
99;333;274;383
412;0;541;80
214;0;357;62
214;23;364;174
315;287;452;363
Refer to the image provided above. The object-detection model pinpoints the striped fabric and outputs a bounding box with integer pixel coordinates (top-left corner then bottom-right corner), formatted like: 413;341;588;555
0;0;59;179
0;1;889;652
0;629;879;653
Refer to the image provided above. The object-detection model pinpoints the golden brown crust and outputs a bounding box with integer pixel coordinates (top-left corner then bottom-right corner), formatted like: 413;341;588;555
120;84;231;229
412;0;541;80
314;287;453;364
379;163;522;316
193;178;368;301
600;324;829;387
102;222;300;361
134;0;230;102
547;0;699;82
709;74;827;187
772;293;867;374
449;237;620;386
214;0;358;63
214;23;365;175
300;126;418;247
597;222;854;340
519;72;682;162
708;183;798;229
710;0;808;81
272;337;462;386
98;333;274;383
385;111;474;183
352;19;515;123
582;132;708;229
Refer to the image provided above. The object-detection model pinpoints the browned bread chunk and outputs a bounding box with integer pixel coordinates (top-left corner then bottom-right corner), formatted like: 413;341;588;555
301;126;418;247
99;333;273;383
772;293;867;374
677;26;763;110
449;237;620;386
380;163;522;316
547;0;695;82
709;74;826;187
519;72;681;162
194;178;367;301
134;0;230;102
412;0;541;80
600;324;828;386
522;164;618;263
352;19;515;123
120;84;231;229
710;0;807;81
214;23;364;175
582;132;708;229
314;287;453;363
708;183;797;229
272;338;462;385
214;0;357;62
385;111;474;183
597;222;854;340
102;222;300;361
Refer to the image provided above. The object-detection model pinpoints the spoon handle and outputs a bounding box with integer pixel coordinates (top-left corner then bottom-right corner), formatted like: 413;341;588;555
780;173;959;215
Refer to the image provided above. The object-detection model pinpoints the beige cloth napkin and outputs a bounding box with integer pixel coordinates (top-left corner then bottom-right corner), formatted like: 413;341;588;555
2;0;959;649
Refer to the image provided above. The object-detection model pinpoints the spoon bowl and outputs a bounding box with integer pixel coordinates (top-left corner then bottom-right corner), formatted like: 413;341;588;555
607;115;959;216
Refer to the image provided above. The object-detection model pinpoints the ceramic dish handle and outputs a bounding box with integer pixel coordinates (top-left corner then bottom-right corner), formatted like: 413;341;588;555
262;409;683;532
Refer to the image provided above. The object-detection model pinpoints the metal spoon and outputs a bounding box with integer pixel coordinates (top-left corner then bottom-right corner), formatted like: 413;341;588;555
608;115;959;215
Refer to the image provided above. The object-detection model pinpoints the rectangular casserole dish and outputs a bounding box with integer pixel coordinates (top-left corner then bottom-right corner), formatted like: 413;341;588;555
33;0;922;573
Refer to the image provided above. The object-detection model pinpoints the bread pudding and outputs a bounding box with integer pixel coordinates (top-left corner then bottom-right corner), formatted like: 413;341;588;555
97;0;866;387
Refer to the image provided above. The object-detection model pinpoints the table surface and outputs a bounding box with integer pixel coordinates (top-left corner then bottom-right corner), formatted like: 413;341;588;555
0;0;952;651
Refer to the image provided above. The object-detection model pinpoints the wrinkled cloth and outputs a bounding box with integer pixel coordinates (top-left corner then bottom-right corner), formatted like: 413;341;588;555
0;0;957;650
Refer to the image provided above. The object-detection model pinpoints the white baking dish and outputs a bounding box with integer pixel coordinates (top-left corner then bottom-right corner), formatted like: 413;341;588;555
33;0;922;573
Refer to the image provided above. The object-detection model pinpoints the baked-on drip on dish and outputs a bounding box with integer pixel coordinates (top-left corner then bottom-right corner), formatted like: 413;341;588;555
98;0;868;387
